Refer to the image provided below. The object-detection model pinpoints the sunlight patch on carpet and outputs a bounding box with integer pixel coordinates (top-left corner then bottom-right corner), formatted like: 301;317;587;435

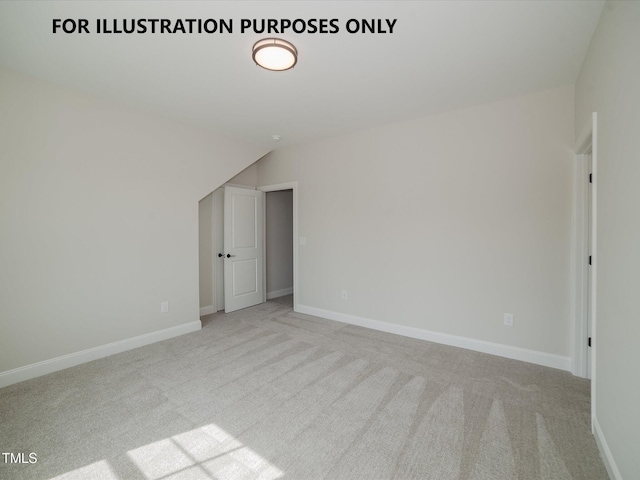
126;423;284;480
50;459;118;479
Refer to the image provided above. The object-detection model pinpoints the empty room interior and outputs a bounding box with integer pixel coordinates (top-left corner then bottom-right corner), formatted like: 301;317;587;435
0;1;638;479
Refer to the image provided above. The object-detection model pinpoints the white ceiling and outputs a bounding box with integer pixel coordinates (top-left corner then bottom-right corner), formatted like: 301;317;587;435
0;1;604;149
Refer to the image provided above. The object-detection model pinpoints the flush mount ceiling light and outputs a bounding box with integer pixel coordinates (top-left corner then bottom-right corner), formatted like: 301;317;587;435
252;38;297;71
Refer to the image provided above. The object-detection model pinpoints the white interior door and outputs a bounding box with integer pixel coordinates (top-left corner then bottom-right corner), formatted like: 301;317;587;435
223;186;264;313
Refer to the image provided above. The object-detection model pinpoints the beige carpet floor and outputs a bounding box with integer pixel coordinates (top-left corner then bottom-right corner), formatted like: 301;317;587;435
0;296;609;479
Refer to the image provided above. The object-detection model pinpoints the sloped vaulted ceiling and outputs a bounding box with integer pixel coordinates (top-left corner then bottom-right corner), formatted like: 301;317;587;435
0;1;605;148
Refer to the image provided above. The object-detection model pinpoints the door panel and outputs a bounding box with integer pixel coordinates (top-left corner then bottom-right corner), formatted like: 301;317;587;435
224;186;264;313
231;195;258;248
232;259;258;296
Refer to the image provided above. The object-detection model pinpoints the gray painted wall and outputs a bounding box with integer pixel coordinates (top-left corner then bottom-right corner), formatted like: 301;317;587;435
575;1;640;477
0;67;267;373
257;85;574;358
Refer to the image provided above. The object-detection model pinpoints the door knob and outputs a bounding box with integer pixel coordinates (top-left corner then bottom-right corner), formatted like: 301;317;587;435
226;254;236;258
218;253;224;258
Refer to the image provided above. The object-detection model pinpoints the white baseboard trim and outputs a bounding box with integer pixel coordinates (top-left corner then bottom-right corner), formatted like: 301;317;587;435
296;304;571;371
267;287;293;300
0;320;202;389
593;416;622;480
200;305;216;316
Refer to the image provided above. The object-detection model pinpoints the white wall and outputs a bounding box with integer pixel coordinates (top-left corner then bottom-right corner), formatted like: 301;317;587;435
575;1;640;478
257;85;574;359
266;190;293;297
227;162;259;188
198;192;214;310
0;67;268;376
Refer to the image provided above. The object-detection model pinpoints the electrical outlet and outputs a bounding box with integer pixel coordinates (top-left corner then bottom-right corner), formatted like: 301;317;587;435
504;313;514;326
341;290;348;300
161;301;169;314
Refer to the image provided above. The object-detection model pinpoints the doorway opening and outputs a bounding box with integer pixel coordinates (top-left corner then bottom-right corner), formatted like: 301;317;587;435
265;189;294;301
259;182;299;311
200;181;298;315
572;149;593;379
572;112;597;430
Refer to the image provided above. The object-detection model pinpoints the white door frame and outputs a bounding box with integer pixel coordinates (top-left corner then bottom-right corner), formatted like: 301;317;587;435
572;112;597;428
258;181;299;312
211;188;225;313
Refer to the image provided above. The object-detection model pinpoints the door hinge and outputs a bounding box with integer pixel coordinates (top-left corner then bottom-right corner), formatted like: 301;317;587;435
589;255;592;265
588;337;592;347
589;173;593;183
